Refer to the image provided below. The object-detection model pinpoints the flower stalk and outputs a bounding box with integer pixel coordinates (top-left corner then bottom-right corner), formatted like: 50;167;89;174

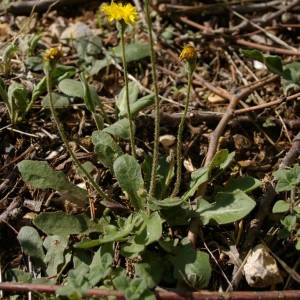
172;45;196;197
145;0;160;197
120;22;136;158
101;1;138;158
43;48;110;203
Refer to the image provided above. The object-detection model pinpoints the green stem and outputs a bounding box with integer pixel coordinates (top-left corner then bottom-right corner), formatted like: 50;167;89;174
172;68;193;197
45;68;110;202
120;22;136;158
145;0;160;197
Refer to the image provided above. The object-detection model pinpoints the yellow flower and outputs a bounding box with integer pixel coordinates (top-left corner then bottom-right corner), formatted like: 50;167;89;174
101;1;138;25
43;47;62;62
179;44;197;62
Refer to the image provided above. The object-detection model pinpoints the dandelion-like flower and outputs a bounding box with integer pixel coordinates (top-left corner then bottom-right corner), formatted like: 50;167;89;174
101;1;138;26
179;44;197;62
43;47;62;62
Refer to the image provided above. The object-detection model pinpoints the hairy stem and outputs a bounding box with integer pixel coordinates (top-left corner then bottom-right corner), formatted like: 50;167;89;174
45;68;110;202
145;0;160;197
120;23;136;158
172;68;192;197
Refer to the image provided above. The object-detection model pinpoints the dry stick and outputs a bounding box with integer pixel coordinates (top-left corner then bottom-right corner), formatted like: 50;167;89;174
205;74;278;164
137;112;300;132
158;1;282;17
256;0;300;25
235;39;300;56
233;10;297;51
1;282;300;300
179;16;300;56
236;92;300;115
6;0;97;15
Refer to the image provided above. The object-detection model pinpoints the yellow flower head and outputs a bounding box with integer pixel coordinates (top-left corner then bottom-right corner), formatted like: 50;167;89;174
101;1;138;26
43;47;62;62
179;44;197;62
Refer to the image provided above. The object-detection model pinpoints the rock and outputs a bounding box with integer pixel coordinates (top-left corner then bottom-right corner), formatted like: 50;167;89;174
60;22;93;40
159;134;176;150
243;244;283;288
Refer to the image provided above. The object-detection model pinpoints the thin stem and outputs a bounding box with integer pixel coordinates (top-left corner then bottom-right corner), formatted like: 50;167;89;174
45;68;110;202
290;187;296;214
145;0;160;197
120;23;136;158
172;68;193;197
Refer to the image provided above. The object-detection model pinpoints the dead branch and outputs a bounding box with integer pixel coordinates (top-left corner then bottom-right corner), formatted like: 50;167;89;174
1;282;300;299
6;0;98;15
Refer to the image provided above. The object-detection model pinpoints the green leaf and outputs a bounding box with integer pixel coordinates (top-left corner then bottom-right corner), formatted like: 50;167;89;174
103;118;136;140
41;92;71;107
43;235;68;277
92;131;123;171
242;49;283;75
183;166;209;201
135;252;164;289
160;202;193;225
282;62;300;94
87;58;108;75
25;56;43;71
280;214;296;232
142;155;175;199
135;211;162;246
75;214;141;248
87;244;113;285
18;160;67;190
120;93;155;118
183;150;234;201
8;82;29;123
58;79;84;98
296;237;300;250
274;164;300;192
114;42;150;63
150;197;185;208
114;277;149;300
183;251;211;289
79;73;95;112
18;160;88;206
263;118;276;128
34;212;90;236
73;238;104;249
121;240;145;258
0;77;8;103
116;81;139;116
197;189;256;225
32;65;76;102
56;264;90;298
4;269;32;283
17;226;45;262
113;154;146;210
210;149;231;169
222;176;261;193
168;238;211;289
272;200;290;213
77;161;97;177
74;35;102;59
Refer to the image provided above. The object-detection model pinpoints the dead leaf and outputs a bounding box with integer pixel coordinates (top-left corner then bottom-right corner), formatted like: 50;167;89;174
208;93;226;103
